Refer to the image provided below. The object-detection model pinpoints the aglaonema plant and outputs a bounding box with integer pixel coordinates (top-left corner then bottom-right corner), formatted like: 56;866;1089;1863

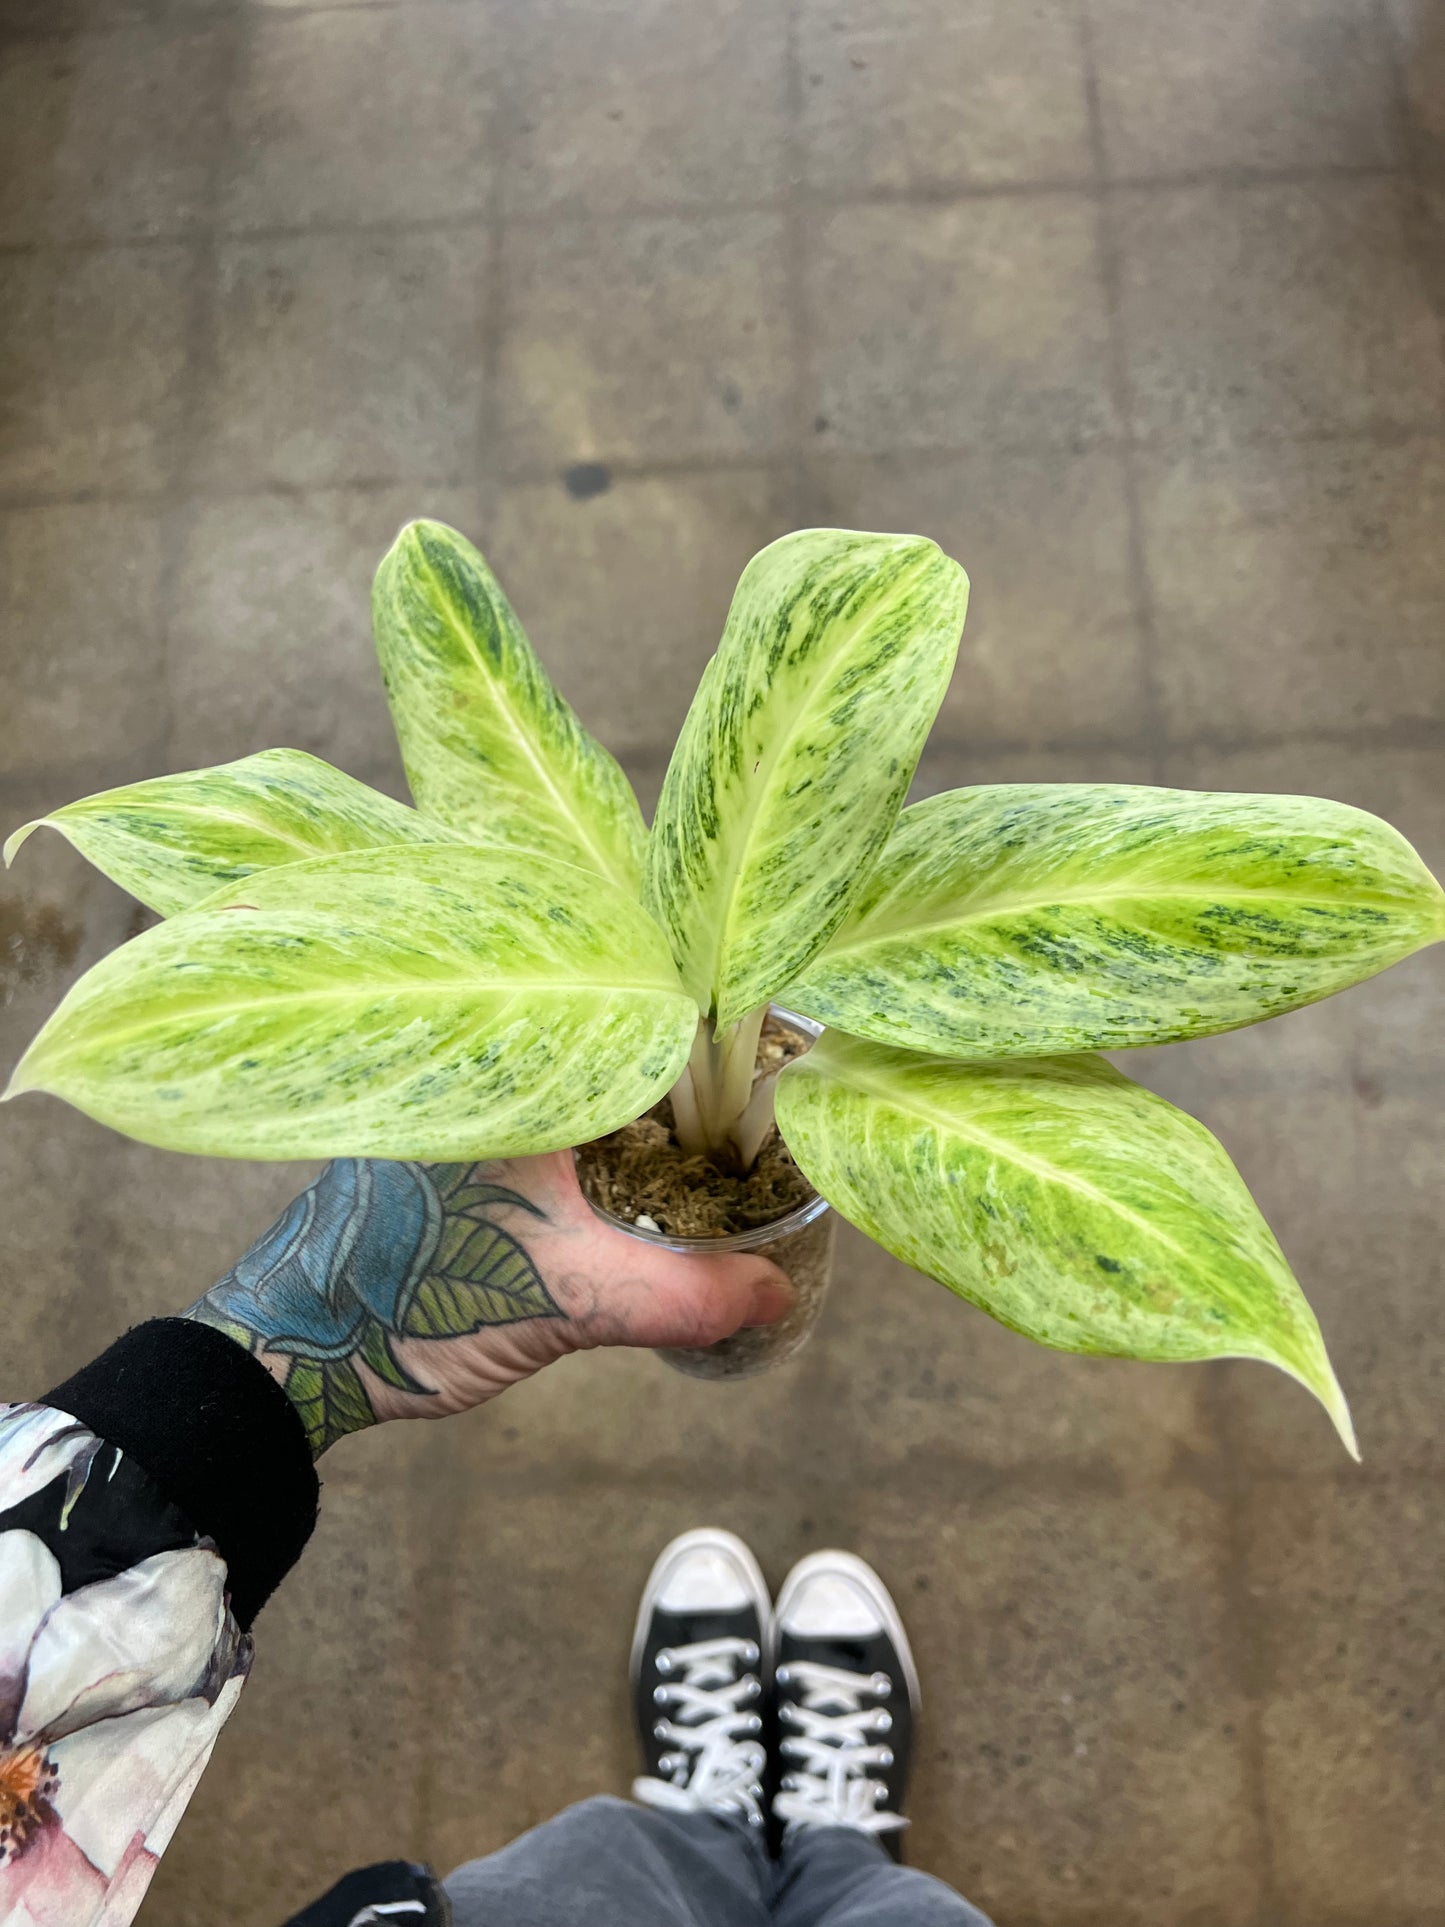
7;521;1444;1455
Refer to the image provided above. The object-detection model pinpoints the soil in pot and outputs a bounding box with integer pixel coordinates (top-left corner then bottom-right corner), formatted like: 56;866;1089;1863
575;1013;833;1379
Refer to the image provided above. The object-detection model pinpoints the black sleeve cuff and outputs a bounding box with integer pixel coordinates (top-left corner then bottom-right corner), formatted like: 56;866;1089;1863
42;1318;320;1630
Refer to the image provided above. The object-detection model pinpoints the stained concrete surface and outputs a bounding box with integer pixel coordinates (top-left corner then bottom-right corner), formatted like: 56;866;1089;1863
2;0;1444;1922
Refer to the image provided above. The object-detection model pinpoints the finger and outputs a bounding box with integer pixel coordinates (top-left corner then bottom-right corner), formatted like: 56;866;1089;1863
596;1251;793;1352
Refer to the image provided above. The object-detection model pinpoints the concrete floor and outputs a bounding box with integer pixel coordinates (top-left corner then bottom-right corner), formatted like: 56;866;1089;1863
3;0;1445;1921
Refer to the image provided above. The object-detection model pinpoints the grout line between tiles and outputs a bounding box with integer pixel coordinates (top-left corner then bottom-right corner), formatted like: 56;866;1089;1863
1077;1;1168;788
1202;1371;1288;1927
0;168;1411;260
780;0;813;527
150;11;249;780
7;418;1445;521
1079;7;1263;1915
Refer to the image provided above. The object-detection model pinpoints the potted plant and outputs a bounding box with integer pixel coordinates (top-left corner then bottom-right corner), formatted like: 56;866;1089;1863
6;522;1442;1442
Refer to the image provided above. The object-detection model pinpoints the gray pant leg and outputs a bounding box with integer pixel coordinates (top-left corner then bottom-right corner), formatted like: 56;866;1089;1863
770;1829;995;1927
443;1795;772;1927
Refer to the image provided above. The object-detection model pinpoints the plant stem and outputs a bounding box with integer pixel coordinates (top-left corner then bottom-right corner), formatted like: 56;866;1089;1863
669;1006;769;1170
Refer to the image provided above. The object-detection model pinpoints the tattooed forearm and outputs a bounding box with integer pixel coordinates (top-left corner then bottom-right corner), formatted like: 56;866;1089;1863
185;1161;564;1456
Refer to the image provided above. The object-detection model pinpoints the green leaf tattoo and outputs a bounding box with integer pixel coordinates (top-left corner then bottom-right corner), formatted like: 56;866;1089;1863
185;1158;562;1455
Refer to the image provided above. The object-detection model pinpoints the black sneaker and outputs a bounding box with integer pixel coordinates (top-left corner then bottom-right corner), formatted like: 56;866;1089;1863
630;1528;770;1831
769;1551;920;1860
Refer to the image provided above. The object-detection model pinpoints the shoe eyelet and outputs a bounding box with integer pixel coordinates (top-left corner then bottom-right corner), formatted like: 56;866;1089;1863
869;1673;893;1699
654;1650;675;1675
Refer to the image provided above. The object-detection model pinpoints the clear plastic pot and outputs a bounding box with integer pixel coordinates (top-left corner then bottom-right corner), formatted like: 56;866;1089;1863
589;1186;835;1380
581;1007;835;1380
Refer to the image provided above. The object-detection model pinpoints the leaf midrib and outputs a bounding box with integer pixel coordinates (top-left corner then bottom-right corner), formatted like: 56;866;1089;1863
833;1061;1200;1272
74;796;384;861
32;976;680;1063
418;545;625;892
818;874;1422;960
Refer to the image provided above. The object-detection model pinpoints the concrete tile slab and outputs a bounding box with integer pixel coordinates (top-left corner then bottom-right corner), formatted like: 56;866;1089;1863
482;467;794;757
1138;440;1445;741
464;1214;1214;1498
1090;0;1400;176
798;0;1093;193
197;231;489;491
1116;180;1445;443
1245;1478;1445;1920
497;213;793;468
508;0;787;215
167;485;481;774
0;502;168;780
861;1485;1260;1923
808;197;1118;456
1;763;153;1396
222;7;497;232
1206;1086;1445;1476
811;449;1148;748
0;25;230;245
0;246;194;500
814;1224;1217;1483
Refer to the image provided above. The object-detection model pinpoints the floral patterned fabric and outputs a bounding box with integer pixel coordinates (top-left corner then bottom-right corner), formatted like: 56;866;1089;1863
0;1403;251;1927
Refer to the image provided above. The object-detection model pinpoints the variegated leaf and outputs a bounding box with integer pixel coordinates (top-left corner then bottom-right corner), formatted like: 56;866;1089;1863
373;519;646;892
398;1209;559;1336
3;749;453;917
5;845;695;1162
287;1358;372;1455
788;784;1445;1057
775;1030;1356;1454
644;528;968;1030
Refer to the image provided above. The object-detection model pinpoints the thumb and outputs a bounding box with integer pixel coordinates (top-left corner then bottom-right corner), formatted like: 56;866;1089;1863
592;1248;794;1352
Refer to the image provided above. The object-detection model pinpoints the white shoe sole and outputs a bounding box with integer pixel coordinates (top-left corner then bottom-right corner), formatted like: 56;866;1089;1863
630;1527;772;1685
770;1548;921;1713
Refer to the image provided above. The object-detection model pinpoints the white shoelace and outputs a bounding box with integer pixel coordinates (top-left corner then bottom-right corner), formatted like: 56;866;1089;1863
633;1636;767;1827
773;1660;907;1838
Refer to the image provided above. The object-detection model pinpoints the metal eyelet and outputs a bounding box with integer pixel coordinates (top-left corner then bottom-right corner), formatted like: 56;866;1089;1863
869;1673;893;1699
654;1650;675;1675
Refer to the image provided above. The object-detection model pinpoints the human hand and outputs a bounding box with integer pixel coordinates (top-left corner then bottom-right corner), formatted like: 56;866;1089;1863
186;1151;791;1454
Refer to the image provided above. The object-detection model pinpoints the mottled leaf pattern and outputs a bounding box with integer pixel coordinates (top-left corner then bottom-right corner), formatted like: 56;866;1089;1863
5;845;696;1161
788;784;1445;1057
287;1357;373;1455
775;1030;1356;1454
3;749;454;917
644;528;968;1029
373;519;646;891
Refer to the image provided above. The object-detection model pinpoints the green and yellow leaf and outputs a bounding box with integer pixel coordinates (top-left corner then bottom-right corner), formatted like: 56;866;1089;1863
644;527;968;1031
788;784;1445;1057
287;1357;373;1455
3;749;454;917
373;519;646;892
5;845;695;1162
399;1210;560;1336
775;1029;1356;1454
